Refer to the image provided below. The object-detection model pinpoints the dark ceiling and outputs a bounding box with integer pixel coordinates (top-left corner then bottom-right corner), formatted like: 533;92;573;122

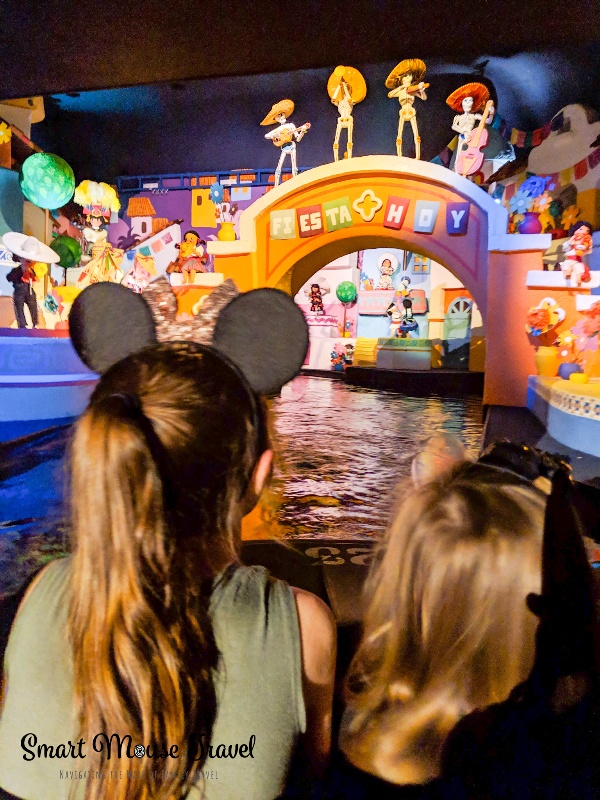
1;0;599;98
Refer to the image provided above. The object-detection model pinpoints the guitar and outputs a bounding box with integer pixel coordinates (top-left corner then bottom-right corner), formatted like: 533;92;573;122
456;100;494;177
272;123;311;147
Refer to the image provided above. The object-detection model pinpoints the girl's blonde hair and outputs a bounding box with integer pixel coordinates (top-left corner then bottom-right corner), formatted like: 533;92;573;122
341;461;545;785
68;343;264;800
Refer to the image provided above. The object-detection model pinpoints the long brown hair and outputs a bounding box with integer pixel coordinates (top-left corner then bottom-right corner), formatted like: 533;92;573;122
341;462;545;785
68;343;263;800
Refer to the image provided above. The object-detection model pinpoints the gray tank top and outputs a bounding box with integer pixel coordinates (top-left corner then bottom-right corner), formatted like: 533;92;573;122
0;558;306;800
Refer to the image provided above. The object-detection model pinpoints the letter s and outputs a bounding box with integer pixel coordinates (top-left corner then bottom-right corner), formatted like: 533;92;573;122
21;733;37;761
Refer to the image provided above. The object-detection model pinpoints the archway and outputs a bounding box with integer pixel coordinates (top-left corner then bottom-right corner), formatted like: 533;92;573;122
208;156;551;406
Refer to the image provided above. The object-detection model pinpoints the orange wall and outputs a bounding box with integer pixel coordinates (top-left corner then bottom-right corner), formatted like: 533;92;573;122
485;252;539;407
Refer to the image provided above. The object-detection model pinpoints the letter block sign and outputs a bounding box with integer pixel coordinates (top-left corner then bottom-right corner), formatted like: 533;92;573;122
270;209;296;239
323;197;353;232
413;200;440;234
383;196;410;230
446;202;470;235
297;205;324;237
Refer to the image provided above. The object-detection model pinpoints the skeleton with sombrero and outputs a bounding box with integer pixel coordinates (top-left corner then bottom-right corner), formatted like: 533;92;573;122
386;58;429;159
327;65;367;161
446;82;495;173
261;99;311;187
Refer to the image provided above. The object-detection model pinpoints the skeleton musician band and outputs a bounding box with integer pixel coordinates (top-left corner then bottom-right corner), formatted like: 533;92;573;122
262;59;496;183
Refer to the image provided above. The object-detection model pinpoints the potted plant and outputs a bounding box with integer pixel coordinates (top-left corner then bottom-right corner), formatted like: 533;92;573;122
525;297;565;377
570;300;600;378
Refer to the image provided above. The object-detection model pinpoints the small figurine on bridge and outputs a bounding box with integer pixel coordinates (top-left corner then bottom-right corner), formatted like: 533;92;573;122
385;58;428;159
446;83;495;177
261;99;311;187
327;65;367;161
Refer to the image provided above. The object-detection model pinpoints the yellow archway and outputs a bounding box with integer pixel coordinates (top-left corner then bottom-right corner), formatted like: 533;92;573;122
208;156;551;406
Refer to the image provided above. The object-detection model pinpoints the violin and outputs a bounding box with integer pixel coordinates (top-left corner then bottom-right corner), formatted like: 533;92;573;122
406;82;429;95
456;100;494;177
272;123;311;147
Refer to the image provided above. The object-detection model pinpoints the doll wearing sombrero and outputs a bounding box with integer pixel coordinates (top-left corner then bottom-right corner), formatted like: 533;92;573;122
385;58;429;159
261;99;311;187
446;83;495;174
122;253;157;294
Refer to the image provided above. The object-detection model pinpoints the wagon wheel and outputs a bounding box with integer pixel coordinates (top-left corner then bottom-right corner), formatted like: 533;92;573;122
447;297;472;315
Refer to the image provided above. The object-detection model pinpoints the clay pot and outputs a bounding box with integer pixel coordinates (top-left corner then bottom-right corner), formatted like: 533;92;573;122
217;222;237;241
519;212;543;234
534;346;559;377
558;362;582;380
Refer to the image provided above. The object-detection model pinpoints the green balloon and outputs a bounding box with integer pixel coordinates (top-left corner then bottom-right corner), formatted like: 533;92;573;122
336;280;357;304
19;153;76;210
50;235;82;269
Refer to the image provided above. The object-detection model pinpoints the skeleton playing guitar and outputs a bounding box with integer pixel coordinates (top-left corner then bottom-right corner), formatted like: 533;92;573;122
456;100;494;177
272;123;311;147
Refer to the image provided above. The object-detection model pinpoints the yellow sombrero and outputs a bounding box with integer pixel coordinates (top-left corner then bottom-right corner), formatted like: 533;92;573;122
260;99;295;126
446;82;490;112
385;58;426;90
327;66;367;104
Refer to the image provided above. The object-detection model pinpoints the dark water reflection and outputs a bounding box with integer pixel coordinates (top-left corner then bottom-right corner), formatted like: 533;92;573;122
267;376;483;539
0;377;483;593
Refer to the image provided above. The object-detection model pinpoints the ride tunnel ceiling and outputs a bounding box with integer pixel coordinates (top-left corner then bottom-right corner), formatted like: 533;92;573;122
1;0;599;98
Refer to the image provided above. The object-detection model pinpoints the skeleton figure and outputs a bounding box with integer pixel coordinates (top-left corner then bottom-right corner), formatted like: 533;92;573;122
386;58;428;159
446;83;494;174
331;79;354;161
261;99;310;187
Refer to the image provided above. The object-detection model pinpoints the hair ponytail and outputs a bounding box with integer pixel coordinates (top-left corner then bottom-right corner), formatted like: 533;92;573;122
68;345;260;800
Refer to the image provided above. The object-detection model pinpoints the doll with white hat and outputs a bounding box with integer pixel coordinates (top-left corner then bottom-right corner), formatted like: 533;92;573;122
2;233;59;328
261;99;311;187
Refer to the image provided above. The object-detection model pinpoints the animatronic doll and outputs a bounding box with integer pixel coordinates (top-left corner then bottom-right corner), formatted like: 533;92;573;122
375;253;398;290
560;222;593;287
307;283;327;314
122;253;157;294
261;100;311;187
2;233;60;328
77;243;124;289
446;83;495;174
385;58;429;159
73;180;120;263
386;302;404;337
166;231;208;284
399;275;415;321
327;65;367;161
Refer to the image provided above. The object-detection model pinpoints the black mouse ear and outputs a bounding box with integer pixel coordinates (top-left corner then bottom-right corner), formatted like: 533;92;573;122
69;283;157;374
211;288;308;396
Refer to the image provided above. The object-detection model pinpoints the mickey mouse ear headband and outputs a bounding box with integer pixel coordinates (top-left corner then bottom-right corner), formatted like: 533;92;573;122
69;279;309;396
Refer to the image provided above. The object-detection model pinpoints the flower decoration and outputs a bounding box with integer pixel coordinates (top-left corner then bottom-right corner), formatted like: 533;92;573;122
44;293;59;315
526;297;565;341
571;301;600;353
509;190;533;215
561;204;580;230
526;307;550;336
0;121;12;145
209;182;225;205
555;331;579;363
537;208;554;232
533;192;551;213
520;175;550;199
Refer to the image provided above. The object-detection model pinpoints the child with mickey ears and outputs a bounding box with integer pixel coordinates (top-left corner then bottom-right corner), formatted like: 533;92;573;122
0;281;336;800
